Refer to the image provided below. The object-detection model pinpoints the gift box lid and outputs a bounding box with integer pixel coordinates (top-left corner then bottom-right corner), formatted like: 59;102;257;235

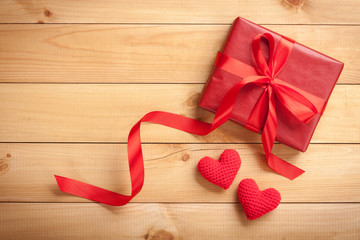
199;17;344;152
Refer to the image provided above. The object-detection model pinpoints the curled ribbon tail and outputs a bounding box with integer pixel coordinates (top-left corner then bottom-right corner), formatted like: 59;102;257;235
266;154;305;180
261;87;305;180
54;76;260;205
54;175;133;206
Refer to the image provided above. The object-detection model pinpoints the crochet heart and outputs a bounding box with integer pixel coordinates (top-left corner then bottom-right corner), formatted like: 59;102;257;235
197;149;241;189
238;178;281;220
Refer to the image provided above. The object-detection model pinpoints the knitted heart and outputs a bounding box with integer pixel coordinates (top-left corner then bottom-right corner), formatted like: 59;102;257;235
238;178;281;220
197;149;241;189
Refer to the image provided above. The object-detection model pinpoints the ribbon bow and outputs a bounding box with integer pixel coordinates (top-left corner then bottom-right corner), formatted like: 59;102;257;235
54;33;323;206
216;33;324;179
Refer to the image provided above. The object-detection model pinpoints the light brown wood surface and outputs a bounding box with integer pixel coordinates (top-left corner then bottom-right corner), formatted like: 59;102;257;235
0;203;359;240
0;84;358;143
0;0;359;239
0;25;358;83
0;143;359;203
0;0;359;24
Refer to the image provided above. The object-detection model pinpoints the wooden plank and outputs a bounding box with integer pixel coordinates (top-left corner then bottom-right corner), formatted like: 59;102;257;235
0;143;359;202
0;84;358;143
0;25;357;84
0;0;359;24
0;203;359;240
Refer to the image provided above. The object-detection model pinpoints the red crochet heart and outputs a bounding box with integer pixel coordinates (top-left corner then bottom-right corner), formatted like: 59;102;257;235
238;178;281;220
197;149;241;189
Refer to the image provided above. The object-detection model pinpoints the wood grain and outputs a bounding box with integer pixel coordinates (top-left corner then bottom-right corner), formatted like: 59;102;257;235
0;203;359;240
0;84;358;143
0;0;359;238
0;0;359;24
0;25;357;83
0;143;359;202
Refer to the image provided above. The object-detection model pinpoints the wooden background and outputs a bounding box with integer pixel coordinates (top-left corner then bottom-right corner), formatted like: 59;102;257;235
0;0;359;239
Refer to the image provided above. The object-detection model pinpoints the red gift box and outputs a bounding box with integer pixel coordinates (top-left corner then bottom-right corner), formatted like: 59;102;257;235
199;17;344;153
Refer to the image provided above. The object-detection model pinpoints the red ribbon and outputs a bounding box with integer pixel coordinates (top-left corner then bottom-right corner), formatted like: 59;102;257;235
216;33;325;180
55;33;323;206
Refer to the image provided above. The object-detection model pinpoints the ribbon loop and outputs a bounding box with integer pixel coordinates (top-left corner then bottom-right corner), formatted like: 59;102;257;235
272;38;295;78
252;33;294;81
252;33;275;77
